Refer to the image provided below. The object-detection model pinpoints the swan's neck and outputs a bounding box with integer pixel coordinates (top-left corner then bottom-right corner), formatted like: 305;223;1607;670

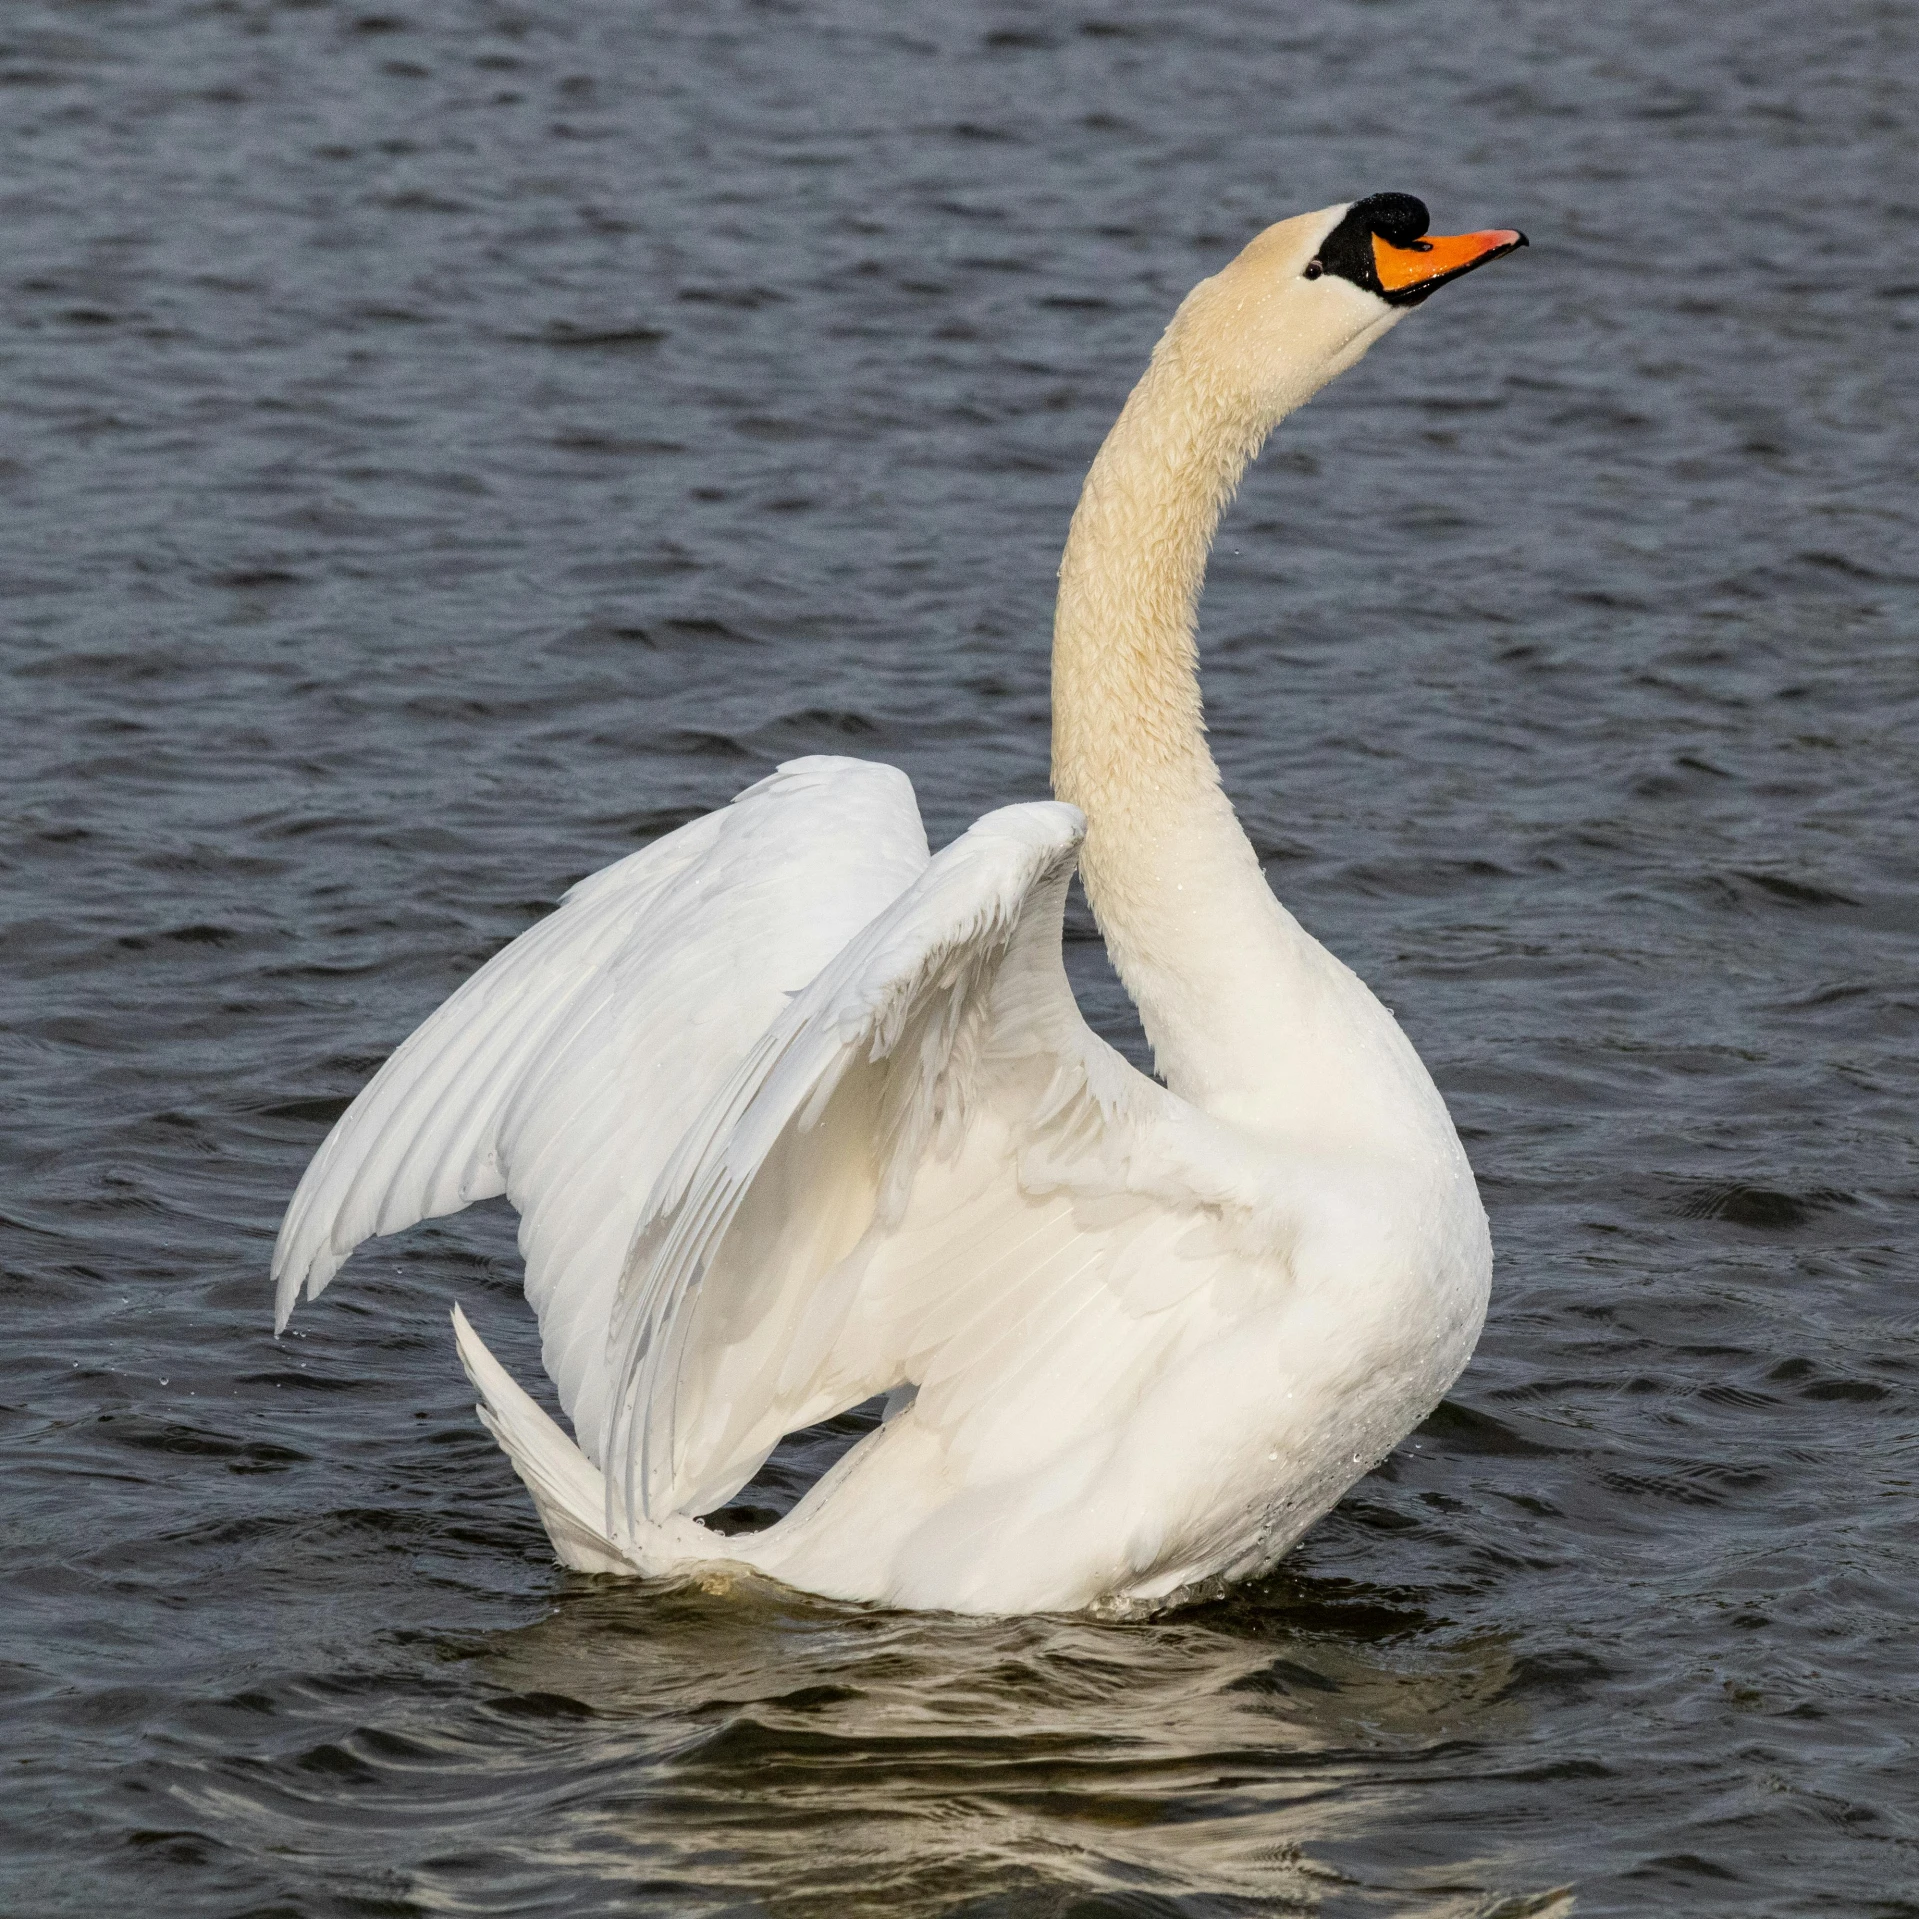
1052;322;1426;1144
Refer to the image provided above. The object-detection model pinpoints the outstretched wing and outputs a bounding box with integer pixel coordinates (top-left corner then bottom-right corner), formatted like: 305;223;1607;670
602;800;1286;1534
270;756;928;1465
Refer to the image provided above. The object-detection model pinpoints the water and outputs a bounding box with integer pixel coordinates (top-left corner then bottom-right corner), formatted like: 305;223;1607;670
3;0;1916;1910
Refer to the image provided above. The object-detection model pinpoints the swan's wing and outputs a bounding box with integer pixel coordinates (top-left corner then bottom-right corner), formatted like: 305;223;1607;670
270;755;928;1465
604;800;1287;1530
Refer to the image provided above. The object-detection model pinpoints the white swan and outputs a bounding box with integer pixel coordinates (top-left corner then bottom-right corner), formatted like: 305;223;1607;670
272;194;1524;1616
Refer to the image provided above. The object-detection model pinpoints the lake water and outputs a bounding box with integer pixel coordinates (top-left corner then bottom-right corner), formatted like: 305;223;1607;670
4;0;1916;1912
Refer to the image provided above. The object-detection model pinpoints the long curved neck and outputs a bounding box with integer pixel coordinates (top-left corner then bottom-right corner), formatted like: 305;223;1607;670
1051;315;1428;1144
1052;345;1262;821
1050;340;1274;1119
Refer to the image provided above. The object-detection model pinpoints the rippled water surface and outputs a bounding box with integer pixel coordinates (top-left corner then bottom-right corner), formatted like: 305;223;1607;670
5;0;1917;1912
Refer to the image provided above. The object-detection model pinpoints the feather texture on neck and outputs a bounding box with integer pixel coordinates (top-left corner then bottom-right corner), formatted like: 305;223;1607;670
1049;214;1418;1137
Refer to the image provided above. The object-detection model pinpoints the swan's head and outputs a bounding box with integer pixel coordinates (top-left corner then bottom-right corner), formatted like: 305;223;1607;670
1169;194;1526;425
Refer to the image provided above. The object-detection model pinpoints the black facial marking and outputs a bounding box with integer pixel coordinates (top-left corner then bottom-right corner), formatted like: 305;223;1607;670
1306;191;1526;307
1355;192;1431;249
1313;193;1431;300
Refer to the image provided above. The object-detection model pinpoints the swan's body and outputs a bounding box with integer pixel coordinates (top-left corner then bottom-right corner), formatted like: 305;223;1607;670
273;196;1522;1615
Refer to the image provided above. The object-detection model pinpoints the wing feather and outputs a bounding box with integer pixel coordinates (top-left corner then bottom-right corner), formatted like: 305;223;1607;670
594;779;1320;1552
604;801;1091;1526
270;756;928;1465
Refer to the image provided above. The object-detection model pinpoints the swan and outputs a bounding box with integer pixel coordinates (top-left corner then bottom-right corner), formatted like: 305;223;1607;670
272;193;1524;1616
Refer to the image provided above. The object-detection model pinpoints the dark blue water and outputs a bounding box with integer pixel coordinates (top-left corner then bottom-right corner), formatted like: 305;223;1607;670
4;1;1917;1912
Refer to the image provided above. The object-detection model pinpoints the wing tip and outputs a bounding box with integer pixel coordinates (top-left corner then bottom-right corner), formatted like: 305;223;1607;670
269;1229;345;1334
269;1259;309;1335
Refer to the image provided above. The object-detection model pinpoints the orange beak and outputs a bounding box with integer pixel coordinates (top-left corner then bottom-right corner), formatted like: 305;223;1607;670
1372;227;1527;303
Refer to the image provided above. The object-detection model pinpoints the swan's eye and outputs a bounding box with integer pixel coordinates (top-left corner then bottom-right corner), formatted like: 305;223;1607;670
1302;260;1323;280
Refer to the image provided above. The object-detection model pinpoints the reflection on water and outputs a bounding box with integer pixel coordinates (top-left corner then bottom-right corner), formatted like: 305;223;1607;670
172;1559;1535;1918
482;1577;1524;1916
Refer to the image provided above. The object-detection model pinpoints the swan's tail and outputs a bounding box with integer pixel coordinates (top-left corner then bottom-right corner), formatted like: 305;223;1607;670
452;1306;735;1581
451;1306;633;1574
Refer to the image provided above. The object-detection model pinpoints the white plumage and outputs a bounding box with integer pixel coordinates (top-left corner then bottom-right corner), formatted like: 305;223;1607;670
273;197;1521;1614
